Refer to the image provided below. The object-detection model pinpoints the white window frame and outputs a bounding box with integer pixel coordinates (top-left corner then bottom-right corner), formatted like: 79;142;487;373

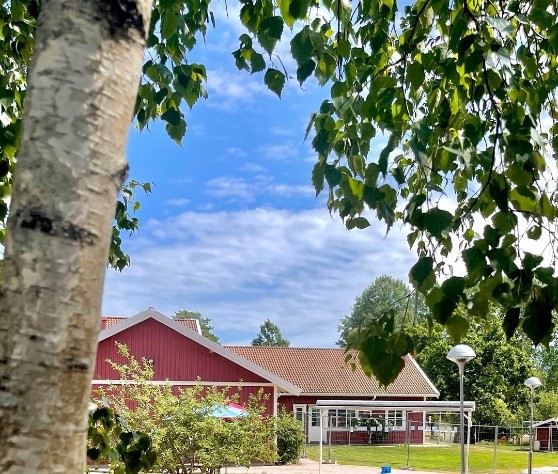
386;410;405;429
293;404;306;422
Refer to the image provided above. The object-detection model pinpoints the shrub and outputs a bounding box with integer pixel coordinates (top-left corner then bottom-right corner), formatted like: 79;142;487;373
276;408;305;464
86;401;157;473
97;343;277;473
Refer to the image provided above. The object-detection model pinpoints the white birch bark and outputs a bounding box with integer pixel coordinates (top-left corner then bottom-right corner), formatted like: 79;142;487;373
0;1;153;472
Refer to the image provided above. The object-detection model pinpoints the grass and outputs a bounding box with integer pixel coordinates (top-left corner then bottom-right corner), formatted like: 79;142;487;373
306;443;558;473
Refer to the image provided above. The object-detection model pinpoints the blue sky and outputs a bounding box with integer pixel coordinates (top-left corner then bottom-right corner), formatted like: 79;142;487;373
101;5;419;347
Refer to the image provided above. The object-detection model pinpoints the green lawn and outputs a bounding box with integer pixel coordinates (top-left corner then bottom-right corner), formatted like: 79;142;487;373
306;444;558;473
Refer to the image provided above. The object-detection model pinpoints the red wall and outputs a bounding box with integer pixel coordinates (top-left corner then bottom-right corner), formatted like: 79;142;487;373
93;319;275;415
95;319;267;383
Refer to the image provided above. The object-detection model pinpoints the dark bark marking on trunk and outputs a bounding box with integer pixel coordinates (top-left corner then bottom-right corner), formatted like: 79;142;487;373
97;0;145;38
15;208;97;245
65;358;90;372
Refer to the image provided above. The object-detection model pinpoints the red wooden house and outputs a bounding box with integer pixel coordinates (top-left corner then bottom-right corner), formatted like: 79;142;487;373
93;308;439;444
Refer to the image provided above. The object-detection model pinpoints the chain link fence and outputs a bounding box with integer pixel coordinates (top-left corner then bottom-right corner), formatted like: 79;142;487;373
299;410;557;473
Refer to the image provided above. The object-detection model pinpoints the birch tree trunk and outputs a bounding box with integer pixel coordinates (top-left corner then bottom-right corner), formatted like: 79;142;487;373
0;1;153;472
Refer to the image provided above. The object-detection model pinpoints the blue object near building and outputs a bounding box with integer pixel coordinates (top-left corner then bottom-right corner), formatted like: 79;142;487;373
381;467;391;474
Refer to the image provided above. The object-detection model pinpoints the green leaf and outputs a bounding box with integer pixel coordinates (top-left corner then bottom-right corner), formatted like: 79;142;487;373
312;161;325;195
409;257;435;291
161;108;181;126
346;216;370;229
162;9;178;39
279;0;311;27
407;61;425;90
423;208;453;238
324;164;341;187
297;59;316;84
523;299;554;346
257;17;284;55
250;52;266;74
166;119;186;145
485;16;514;39
358;336;406;387
446;314;469;342
264;68;285;97
458;34;477;60
523;252;543;270
502;307;521;340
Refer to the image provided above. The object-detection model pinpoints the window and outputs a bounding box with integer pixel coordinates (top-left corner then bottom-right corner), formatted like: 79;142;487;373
386;410;405;428
293;405;306;424
328;409;356;428
311;407;320;427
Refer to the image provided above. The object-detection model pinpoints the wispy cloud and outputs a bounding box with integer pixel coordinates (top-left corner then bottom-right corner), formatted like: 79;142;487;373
103;208;417;347
226;147;248;158
241;163;266;173
270;126;293;136
204;175;313;202
205;176;258;201
165;198;190;207
205;69;271;112
258;143;298;160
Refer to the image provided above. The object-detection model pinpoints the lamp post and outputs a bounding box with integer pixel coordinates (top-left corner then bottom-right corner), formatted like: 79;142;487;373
525;376;542;474
447;344;476;474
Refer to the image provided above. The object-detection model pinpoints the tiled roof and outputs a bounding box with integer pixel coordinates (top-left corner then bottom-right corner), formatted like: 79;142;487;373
225;346;438;396
101;317;127;329
101;316;201;334
175;319;201;333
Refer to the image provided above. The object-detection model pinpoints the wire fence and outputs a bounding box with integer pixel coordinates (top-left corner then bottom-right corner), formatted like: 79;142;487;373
299;411;558;473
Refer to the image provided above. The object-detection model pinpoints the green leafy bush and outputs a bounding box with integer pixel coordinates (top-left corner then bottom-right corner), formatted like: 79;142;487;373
97;343;277;473
276;408;305;464
87;400;157;474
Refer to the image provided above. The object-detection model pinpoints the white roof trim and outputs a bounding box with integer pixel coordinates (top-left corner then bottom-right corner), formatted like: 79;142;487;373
98;308;302;395
294;393;439;398
316;400;475;413
533;418;558;427
407;354;440;396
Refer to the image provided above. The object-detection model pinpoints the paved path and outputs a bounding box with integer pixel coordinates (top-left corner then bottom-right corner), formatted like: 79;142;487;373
223;458;439;474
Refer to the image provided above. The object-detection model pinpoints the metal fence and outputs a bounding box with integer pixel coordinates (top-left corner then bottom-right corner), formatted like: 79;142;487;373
299;411;556;473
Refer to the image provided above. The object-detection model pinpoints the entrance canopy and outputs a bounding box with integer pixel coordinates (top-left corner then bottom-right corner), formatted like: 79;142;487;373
315;400;475;474
316;399;475;414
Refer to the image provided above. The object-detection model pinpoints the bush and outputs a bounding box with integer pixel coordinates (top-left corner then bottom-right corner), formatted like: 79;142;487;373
97;344;277;473
276;409;305;464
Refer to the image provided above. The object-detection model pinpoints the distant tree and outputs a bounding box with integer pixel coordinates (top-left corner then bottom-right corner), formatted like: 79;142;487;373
534;342;558;391
534;390;558;422
173;309;220;343
408;315;535;426
251;320;290;347
337;275;429;347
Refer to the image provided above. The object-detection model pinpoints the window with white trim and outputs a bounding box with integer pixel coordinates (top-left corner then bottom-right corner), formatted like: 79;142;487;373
386;410;405;428
293;405;306;426
311;407;320;427
328;409;356;428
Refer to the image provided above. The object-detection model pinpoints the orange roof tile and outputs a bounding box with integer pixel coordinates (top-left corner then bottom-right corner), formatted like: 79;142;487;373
101;316;201;334
225;346;438;397
100;317;127;329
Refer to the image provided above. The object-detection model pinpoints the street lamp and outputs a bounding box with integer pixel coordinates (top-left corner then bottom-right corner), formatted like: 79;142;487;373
525;376;542;474
447;344;476;474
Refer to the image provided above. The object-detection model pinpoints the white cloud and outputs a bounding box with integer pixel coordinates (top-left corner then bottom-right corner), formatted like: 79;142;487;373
206;176;257;201
241;162;266;173
226;146;248;157
204;175;314;202
165;198;190;207
102;208;417;347
205;68;271;112
258;143;299;160
268;184;315;197
270;126;293;136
